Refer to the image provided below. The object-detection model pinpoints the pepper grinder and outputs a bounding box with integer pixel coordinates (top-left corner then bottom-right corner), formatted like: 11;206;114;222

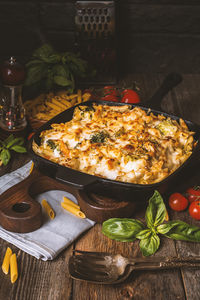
0;57;27;131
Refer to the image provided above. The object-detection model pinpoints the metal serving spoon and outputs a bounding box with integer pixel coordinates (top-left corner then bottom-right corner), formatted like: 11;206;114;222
68;250;200;284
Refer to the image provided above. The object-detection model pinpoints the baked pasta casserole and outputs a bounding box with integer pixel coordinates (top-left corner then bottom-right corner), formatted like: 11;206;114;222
33;104;196;184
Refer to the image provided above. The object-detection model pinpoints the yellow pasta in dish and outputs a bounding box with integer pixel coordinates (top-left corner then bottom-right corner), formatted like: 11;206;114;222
41;199;55;219
2;247;12;274
10;253;18;283
61;202;85;218
33;104;196;185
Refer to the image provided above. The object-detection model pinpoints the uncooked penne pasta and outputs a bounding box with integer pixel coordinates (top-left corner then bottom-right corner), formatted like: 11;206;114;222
51;98;67;110
10;253;18;283
2;247;12;274
63;196;80;209
61;202;85;218
29;162;34;174
77;89;82;103
41;199;55;219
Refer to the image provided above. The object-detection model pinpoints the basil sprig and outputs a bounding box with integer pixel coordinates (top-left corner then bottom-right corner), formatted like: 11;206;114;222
102;190;200;256
0;135;26;166
25;43;95;92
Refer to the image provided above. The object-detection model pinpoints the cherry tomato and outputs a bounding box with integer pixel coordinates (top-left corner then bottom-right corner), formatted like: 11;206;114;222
169;193;188;211
189;200;200;220
186;186;200;203
103;86;118;96
121;89;140;104
101;94;118;102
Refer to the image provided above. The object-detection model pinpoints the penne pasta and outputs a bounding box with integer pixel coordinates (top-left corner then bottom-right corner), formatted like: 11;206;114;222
45;102;63;112
61;202;85;218
29;162;34;174
41;199;55;219
51;98;68;110
10;253;18;283
2;247;12;274
77;89;82;103
63;196;80;209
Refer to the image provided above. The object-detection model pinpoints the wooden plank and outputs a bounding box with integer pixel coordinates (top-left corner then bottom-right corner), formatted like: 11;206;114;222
167;74;200;300
0;238;73;300
74;222;186;300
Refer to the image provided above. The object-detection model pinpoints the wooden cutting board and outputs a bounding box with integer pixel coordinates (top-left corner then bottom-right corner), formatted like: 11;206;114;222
0;167;136;233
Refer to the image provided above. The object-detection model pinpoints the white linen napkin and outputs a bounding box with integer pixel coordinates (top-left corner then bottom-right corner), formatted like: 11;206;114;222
0;162;95;261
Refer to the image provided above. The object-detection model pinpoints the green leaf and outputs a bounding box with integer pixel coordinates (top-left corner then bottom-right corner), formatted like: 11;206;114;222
53;64;67;77
6;137;25;149
45;71;54;91
54;75;72;87
25;65;47;86
11;145;27;153
102;218;145;241
102;232;136;242
145;190;167;229
3;134;14;147
139;234;160;256
0;149;11;165
157;223;174;235
136;229;152;240
45;54;60;64
164;220;200;242
33;43;54;60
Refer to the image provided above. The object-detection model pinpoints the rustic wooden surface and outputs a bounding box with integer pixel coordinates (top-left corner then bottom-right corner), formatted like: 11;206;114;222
0;74;200;300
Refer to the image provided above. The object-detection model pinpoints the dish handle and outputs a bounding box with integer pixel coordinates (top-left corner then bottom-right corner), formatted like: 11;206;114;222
55;167;98;189
146;72;182;111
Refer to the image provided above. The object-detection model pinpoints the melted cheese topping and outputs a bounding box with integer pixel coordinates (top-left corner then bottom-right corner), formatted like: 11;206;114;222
33;105;196;184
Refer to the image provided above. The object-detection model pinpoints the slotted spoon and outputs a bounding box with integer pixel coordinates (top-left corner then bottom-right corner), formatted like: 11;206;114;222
68;250;200;284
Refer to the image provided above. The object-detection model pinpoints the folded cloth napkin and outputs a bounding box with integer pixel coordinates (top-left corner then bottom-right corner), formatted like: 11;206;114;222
0;162;95;261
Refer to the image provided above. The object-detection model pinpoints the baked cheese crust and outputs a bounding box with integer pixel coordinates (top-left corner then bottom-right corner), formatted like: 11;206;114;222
33;104;196;184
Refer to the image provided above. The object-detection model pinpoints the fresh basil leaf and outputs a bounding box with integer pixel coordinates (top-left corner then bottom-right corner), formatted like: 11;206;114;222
3;134;14;146
164;220;200;242
145;190;167;229
157;223;174;235
45;71;54;91
25;65;47;86
0;149;11;165
45;54;60;64
136;229;152;240
54;76;72;87
10;145;27;153
102;232;136;242
33;43;54;60
139;233;160;256
53;64;67;77
6;137;24;149
102;218;145;240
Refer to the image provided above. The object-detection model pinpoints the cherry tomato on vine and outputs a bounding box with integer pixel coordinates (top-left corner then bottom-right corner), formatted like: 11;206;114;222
189;200;200;220
169;193;188;211
103;86;118;96
121;89;140;104
186;186;200;203
101;94;118;102
101;86;119;102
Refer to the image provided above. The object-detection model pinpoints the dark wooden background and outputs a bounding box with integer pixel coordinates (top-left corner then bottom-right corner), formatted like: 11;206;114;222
1;0;200;73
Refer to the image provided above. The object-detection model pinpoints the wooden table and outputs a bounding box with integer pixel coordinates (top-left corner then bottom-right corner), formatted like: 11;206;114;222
0;74;200;300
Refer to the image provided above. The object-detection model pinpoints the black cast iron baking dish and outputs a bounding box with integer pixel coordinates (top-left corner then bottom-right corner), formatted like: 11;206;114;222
28;74;200;201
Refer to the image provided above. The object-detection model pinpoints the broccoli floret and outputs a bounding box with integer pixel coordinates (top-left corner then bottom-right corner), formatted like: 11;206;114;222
46;139;57;150
90;131;109;144
156;119;177;136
